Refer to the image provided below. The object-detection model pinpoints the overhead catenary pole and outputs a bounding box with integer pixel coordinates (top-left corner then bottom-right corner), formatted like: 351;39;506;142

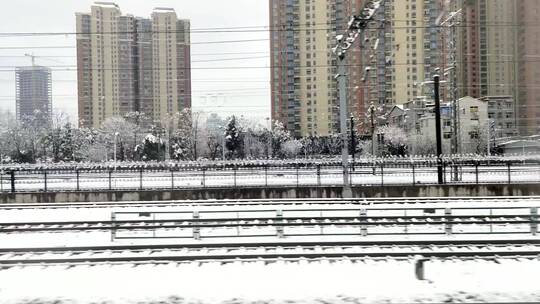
370;103;375;156
337;56;351;195
333;0;382;197
434;75;444;184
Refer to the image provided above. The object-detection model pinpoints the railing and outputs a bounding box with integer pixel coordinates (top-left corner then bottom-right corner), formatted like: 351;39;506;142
1;158;539;193
111;205;540;241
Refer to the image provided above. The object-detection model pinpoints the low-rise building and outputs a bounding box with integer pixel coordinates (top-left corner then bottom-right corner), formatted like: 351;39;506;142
479;96;517;138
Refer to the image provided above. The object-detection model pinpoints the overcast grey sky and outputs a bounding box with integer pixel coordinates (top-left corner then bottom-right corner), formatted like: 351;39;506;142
0;0;270;123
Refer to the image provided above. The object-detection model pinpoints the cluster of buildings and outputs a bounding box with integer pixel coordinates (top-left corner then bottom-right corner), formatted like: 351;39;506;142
13;0;540;154
15;2;192;129
269;0;540;143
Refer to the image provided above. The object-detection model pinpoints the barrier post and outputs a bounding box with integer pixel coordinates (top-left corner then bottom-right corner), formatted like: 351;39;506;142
193;211;201;240
76;169;80;191
111;212;116;241
412;163;416;186
380;163;384;186
202;168;206;188
296;164;299;187
108;170;112;190
265;165;268;187
43;170;48;192
475;162;479;185
276;210;284;238
316;164;321;186
10;171;15;193
444;208;452;235
139;168;143;190
507;162;511;184
531;207;538;236
360;209;367;236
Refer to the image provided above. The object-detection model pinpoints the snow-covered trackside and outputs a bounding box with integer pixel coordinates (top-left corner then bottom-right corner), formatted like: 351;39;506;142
2;197;540;303
0;259;539;303
1;156;539;193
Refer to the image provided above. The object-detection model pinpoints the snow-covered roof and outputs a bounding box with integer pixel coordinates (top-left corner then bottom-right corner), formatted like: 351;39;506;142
153;7;176;12
94;1;119;8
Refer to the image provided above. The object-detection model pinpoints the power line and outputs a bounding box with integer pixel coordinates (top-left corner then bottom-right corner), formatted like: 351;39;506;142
0;38;268;50
0;51;271;58
2;59;540;72
1;21;540;37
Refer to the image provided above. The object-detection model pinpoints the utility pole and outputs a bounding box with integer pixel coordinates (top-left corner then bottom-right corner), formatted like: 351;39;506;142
370;103;375;156
440;8;462;181
434;75;444;184
333;0;382;197
337;56;351;195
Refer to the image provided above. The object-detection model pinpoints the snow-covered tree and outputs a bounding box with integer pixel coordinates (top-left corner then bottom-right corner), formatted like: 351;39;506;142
377;125;408;156
100;116;138;161
43;113;75;162
166;109;196;161
224;115;243;159
140;133;165;161
281;139;303;158
270;120;291;159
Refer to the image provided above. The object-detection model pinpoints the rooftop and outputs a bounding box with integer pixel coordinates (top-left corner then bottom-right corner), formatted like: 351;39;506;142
153;7;176;12
94;1;119;8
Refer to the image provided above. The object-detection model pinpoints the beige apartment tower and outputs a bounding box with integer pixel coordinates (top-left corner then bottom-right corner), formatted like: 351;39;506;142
76;2;191;128
270;0;348;137
459;0;540;135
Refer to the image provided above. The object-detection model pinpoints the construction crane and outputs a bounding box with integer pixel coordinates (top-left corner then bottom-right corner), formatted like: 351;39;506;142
24;53;64;66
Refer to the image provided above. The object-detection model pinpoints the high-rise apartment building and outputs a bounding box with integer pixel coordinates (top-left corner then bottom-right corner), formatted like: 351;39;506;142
458;0;540;135
76;2;191;128
459;0;517;101
15;66;52;126
516;0;540;135
270;0;348;137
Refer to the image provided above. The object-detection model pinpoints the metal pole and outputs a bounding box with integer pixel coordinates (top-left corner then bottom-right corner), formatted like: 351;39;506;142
44;170;47;192
76;170;80;191
350;115;355;172
171;170;174;190
233;166;237;188
114;134;117;163
370;104;375;156
434;75;444;184
139;168;143;190
508;162;512;184
265;165;268;187
487;119;491;156
10;171;15;193
337;56;351;196
222;134;226;160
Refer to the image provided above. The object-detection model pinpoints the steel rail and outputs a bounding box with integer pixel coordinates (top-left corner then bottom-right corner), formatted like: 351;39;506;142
0;216;536;233
0;196;538;210
2;239;540;253
2;248;540;267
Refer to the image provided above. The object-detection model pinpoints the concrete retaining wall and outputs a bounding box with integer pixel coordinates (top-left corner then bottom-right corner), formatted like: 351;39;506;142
1;184;540;204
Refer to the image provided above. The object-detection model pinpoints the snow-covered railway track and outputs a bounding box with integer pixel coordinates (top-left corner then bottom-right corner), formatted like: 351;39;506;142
1;239;539;267
1;196;538;210
1;214;537;233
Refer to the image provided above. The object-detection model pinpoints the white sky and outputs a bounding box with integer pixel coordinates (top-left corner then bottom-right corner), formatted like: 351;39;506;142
0;0;270;124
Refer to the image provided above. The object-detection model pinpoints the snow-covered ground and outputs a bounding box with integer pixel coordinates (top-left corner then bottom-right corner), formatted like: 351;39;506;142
1;165;539;192
1;259;539;303
2;197;540;303
2;198;539;247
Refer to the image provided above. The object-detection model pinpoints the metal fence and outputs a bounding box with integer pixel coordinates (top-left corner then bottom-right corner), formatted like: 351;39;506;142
111;205;540;240
1;158;539;193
